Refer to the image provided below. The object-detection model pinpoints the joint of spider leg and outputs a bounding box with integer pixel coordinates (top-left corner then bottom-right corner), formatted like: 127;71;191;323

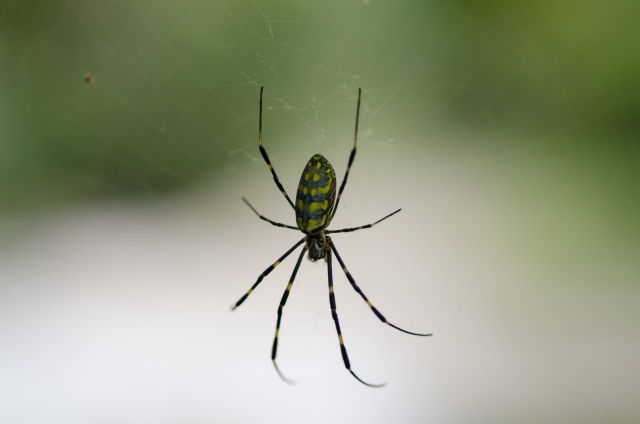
323;235;332;262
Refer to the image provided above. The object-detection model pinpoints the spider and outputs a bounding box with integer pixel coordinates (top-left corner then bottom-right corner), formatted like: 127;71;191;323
232;87;431;387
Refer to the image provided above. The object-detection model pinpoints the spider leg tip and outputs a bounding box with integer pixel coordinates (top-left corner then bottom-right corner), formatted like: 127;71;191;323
348;369;385;388
273;360;296;385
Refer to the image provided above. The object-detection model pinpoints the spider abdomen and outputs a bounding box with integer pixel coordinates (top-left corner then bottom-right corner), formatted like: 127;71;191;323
295;154;336;234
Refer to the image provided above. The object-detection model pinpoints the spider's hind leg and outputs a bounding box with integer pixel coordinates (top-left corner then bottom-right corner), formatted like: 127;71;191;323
329;240;432;337
271;245;308;384
327;248;385;388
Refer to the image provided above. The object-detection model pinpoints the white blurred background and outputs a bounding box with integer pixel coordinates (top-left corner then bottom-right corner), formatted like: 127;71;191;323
1;1;639;423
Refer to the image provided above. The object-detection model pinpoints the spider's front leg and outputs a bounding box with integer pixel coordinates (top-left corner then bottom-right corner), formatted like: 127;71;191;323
257;87;296;211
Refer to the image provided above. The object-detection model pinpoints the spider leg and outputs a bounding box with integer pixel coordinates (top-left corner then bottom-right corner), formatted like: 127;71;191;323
330;88;361;222
327;248;385;388
242;197;298;230
258;87;296;211
329;241;432;337
231;238;306;310
271;245;308;385
326;209;401;234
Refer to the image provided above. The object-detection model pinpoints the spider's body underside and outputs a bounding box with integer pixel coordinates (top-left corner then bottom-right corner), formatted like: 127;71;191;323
232;87;431;387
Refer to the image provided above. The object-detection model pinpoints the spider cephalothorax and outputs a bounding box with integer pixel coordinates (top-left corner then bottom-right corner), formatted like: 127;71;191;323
232;87;432;388
306;233;327;261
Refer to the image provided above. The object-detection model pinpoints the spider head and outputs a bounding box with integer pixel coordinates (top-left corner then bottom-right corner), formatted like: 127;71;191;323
306;233;326;261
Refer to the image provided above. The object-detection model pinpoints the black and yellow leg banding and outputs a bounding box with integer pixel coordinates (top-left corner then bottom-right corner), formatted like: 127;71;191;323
327;208;402;234
236;87;426;386
331;88;361;222
242;197;298;230
330;241;432;337
258;87;296;211
231;238;306;310
327;249;385;388
271;245;308;385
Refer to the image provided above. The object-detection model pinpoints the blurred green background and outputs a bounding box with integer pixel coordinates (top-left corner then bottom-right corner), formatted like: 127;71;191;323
2;0;639;265
1;1;639;422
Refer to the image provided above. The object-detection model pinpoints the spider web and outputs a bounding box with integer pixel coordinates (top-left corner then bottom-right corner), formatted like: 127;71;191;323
1;1;638;255
1;1;639;423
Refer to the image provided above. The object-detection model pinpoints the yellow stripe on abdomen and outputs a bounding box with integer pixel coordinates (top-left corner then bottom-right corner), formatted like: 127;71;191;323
295;154;336;234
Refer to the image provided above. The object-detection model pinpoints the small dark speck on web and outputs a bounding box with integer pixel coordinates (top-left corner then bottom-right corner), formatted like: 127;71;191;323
84;72;95;85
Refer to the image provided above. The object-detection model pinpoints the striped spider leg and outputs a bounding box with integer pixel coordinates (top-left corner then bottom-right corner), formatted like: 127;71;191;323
232;87;431;387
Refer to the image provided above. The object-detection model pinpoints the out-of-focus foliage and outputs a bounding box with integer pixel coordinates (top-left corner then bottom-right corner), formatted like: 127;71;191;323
1;0;638;217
